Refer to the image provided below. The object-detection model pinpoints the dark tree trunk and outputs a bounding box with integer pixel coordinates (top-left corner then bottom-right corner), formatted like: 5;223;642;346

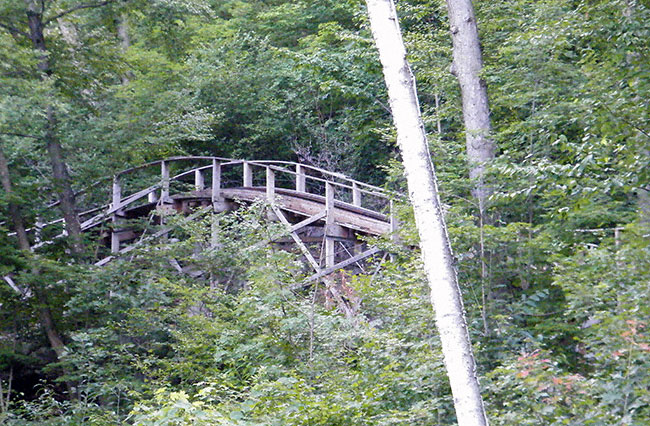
0;143;67;359
25;0;84;255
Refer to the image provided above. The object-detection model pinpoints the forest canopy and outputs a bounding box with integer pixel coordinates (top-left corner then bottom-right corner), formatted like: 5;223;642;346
0;0;648;424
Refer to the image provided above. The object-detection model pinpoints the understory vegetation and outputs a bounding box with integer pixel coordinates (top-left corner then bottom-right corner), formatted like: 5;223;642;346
1;0;648;424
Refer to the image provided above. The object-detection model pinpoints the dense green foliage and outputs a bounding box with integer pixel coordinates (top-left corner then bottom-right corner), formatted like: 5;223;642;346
1;0;648;424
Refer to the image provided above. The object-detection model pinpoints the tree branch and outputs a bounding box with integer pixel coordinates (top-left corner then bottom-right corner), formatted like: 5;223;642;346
43;0;116;25
0;132;41;140
0;21;29;39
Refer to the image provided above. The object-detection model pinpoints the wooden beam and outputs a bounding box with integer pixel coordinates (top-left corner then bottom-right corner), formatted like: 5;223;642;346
95;206;211;266
301;246;381;284
249;210;326;250
270;205;321;272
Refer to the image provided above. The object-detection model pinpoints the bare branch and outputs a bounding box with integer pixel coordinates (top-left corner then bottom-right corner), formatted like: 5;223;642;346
0;21;29;39
43;0;116;25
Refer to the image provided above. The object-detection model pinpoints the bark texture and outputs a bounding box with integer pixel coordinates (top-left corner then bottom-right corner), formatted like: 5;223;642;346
365;1;489;425
25;0;84;254
0;144;67;359
446;0;494;214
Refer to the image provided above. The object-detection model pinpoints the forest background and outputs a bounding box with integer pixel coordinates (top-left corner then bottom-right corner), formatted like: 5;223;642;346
0;0;648;424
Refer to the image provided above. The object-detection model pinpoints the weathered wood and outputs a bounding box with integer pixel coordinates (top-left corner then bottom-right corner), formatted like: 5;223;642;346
253;210;327;248
266;167;275;201
95;206;212;266
301;246;381;284
194;169;204;191
243;161;253;187
34;157;395;280
161;160;170;201
217;188;390;235
352;182;361;207
325;182;336;268
296;164;306;193
211;159;221;203
271;205;321;272
111;176;122;253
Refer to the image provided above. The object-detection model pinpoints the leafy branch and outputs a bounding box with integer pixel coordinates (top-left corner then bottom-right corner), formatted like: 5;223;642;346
0;21;29;39
43;0;117;25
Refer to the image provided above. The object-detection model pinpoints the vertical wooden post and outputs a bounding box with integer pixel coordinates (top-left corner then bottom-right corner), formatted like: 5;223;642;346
296;164;306;193
211;159;221;205
352;182;361;207
390;199;399;237
352;183;363;255
194;168;204;191
211;159;222;248
325;182;335;268
161;160;169;201
389;199;399;261
266;167;275;202
111;175;122;253
243;161;253;187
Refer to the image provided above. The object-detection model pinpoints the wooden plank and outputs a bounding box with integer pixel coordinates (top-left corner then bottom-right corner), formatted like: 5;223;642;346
218;188;391;235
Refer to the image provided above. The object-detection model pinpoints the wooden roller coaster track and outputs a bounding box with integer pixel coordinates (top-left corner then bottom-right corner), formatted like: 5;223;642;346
27;157;398;282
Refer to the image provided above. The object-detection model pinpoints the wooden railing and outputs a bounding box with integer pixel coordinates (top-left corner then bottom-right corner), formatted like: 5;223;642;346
28;157;398;256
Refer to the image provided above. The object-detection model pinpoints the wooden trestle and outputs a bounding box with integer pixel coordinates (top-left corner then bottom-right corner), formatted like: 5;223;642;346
31;157;398;282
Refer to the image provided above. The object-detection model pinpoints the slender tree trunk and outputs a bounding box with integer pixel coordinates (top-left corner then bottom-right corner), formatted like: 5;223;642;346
0;143;67;359
25;0;84;255
365;1;488;425
0;148;30;251
446;0;495;215
446;0;494;336
116;13;133;83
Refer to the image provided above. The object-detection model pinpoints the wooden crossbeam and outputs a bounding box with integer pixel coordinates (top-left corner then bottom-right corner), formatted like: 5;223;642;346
95;206;211;266
300;246;381;285
270;205;321;272
249;210;326;250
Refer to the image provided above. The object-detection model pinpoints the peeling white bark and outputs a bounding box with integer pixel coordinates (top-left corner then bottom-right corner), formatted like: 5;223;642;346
365;1;489;425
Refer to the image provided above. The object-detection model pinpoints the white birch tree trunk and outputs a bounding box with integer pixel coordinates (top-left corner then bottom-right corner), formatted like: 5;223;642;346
365;1;489;425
